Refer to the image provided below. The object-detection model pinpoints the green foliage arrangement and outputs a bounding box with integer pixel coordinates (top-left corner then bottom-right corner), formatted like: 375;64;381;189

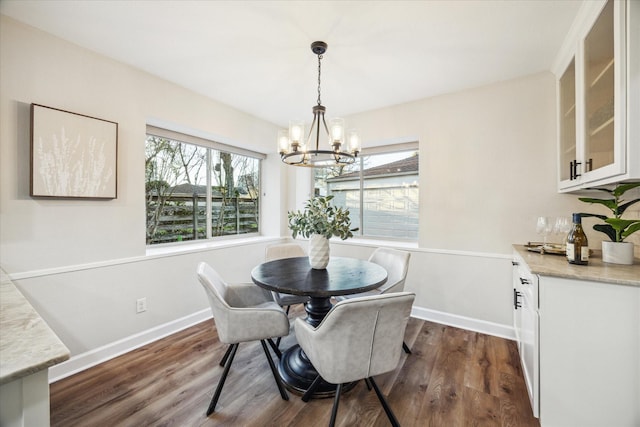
579;182;640;242
288;195;358;240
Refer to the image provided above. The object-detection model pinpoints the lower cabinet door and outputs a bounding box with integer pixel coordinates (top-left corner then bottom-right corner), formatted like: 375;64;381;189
519;291;539;418
539;276;640;426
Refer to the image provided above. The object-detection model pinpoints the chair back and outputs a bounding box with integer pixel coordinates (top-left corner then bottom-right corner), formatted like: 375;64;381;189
368;248;410;293
197;262;233;341
265;243;305;261
297;292;415;384
265;243;308;306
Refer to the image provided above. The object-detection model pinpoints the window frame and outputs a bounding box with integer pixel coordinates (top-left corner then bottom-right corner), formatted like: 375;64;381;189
313;141;419;241
145;126;265;246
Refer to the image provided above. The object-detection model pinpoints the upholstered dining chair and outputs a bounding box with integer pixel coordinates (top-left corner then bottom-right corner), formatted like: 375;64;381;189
196;262;290;415
265;243;310;311
336;247;413;353
265;243;310;348
295;292;415;427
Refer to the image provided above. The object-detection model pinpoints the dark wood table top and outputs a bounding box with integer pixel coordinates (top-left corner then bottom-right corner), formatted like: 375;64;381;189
251;256;387;298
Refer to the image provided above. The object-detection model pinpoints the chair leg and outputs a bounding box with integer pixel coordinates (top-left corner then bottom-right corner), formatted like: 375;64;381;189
402;341;412;354
260;340;289;401
207;343;238;416
301;374;323;402
285;305;291;315
329;383;343;427
219;344;234;367
369;377;400;427
266;338;283;359
364;378;372;391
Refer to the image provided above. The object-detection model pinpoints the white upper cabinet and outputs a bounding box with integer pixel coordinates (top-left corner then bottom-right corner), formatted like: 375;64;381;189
558;58;577;185
554;0;640;192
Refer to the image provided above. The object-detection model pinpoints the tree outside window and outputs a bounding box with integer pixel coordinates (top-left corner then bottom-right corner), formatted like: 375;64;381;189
145;134;260;245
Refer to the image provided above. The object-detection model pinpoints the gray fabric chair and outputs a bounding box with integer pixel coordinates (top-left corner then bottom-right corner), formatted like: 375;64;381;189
336;247;412;353
295;292;415;427
196;262;290;415
265;243;310;312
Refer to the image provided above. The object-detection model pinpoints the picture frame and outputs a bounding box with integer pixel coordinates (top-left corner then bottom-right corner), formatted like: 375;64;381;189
30;104;118;199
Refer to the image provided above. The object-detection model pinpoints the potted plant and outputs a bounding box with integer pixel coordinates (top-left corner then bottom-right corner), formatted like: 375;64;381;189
288;195;357;269
579;182;640;265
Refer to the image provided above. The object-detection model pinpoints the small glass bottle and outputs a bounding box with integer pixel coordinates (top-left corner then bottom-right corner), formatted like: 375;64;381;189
566;213;589;265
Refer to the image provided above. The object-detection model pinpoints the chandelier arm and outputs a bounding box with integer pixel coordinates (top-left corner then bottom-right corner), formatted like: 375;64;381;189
316;120;320;151
307;112;318;150
315;111;323;152
320;112;330;148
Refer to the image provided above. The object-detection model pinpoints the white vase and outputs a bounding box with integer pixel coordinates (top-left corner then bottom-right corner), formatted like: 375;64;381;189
601;241;634;265
309;234;330;269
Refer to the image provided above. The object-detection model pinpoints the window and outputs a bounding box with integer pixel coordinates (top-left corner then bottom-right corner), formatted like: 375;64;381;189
145;127;262;245
314;145;419;240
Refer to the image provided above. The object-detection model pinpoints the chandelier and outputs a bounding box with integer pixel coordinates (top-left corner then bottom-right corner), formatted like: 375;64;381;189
278;41;360;167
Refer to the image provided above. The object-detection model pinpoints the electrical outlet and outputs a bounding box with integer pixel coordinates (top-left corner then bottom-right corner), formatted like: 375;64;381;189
136;297;147;313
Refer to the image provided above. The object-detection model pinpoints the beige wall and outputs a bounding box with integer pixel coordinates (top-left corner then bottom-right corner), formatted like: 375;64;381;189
0;16;285;273
346;72;590;253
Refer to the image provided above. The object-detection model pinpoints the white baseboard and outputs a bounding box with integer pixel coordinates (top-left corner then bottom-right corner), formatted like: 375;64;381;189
411;306;516;341
49;305;515;383
48;308;212;383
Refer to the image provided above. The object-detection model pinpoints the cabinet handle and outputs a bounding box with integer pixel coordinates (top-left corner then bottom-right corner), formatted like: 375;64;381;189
512;261;519;266
586;158;593;172
520;277;530;285
513;288;522;309
572;160;582;179
569;160;580;180
569;160;574;180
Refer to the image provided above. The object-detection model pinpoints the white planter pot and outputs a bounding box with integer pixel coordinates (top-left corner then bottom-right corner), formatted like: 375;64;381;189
309;234;330;269
601;241;634;265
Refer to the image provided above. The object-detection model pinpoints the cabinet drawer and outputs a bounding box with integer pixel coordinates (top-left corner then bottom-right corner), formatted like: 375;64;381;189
513;254;538;308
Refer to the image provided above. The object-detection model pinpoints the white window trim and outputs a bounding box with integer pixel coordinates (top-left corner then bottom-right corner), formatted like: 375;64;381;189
313;141;419;240
146;125;266;160
359;141;418;156
145;125;262;246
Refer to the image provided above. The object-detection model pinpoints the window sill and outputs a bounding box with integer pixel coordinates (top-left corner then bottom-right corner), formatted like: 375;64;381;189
331;237;418;250
145;235;418;260
145;235;283;259
289;237;418;250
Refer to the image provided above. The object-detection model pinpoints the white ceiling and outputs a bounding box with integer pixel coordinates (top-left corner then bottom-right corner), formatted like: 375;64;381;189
1;0;583;127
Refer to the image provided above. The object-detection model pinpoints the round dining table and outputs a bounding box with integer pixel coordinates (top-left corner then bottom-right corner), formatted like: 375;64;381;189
251;256;387;396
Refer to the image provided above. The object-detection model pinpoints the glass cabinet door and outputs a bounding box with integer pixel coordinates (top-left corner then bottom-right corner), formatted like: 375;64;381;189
559;58;576;182
584;0;615;174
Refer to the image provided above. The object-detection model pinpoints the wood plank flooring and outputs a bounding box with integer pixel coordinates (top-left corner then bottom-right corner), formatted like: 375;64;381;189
50;311;540;427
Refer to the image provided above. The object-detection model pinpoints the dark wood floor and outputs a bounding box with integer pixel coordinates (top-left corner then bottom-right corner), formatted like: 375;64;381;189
50;309;540;427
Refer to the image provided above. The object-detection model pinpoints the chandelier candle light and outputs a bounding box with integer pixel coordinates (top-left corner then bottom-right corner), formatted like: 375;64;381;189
278;41;361;167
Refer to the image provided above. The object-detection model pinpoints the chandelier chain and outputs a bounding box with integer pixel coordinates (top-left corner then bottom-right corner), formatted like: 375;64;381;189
317;54;323;106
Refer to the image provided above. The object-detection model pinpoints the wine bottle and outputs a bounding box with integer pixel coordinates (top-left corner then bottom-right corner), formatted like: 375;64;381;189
566;213;589;265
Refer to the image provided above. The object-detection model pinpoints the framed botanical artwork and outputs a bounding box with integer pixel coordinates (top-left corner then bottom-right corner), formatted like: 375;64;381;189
30;104;118;199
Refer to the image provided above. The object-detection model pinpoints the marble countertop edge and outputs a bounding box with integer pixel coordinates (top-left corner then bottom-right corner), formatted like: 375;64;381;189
513;245;640;287
1;271;70;385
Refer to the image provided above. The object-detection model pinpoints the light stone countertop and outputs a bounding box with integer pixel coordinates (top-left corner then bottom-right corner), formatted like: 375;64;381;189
513;245;640;287
0;269;69;385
